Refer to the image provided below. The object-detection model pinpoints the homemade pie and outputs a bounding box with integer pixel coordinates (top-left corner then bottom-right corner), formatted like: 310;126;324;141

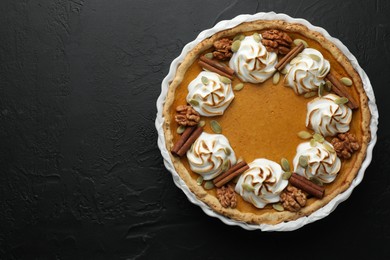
161;19;371;226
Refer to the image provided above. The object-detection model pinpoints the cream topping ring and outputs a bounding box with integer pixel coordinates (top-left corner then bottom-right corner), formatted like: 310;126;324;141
156;12;378;231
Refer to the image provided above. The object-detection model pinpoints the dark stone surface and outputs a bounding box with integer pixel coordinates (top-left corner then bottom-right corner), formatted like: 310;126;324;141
0;0;389;259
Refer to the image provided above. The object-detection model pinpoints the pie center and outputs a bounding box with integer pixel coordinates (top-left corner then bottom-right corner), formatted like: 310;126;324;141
219;78;308;164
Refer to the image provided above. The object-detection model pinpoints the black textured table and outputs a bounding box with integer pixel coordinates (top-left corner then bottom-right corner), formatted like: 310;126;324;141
1;0;389;259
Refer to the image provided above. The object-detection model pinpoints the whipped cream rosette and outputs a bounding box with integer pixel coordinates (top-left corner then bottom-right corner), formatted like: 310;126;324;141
293;141;341;183
229;35;278;83
186;132;236;180
306;94;352;137
186;71;234;117
284;48;330;95
235;159;288;208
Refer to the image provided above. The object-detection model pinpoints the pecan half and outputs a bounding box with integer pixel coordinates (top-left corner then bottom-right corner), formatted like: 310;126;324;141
280;185;307;212
261;30;292;55
213;38;233;60
331;132;360;159
175;105;200;126
217;184;237;208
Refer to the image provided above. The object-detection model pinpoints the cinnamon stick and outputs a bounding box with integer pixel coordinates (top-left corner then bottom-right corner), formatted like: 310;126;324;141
198;61;234;80
199;56;235;76
213;161;247;183
171;126;196;155
290;173;323;192
213;161;249;188
199;55;234;80
175;126;203;157
326;72;359;109
289;173;324;199
275;42;305;71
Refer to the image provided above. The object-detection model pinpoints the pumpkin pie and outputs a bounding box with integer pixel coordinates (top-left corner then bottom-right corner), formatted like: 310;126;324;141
161;19;372;226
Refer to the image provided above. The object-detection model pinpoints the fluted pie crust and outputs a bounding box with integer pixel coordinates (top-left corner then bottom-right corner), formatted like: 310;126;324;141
162;20;371;225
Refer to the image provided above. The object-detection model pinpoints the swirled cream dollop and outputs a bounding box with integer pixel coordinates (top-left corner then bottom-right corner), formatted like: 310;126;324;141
229;35;278;83
283;48;330;95
186;132;236;180
186;71;234;117
293;141;341;183
235;159;288;208
306;94;352;137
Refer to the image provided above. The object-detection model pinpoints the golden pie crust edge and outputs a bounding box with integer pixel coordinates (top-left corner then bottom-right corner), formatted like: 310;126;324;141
162;20;371;225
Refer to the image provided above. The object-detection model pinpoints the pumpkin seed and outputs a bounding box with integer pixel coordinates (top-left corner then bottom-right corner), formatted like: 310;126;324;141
273;72;280;85
204;52;213;59
313;133;325;143
298;130;312;139
309;54;321;62
293;38;308;48
304;92;317;98
234;83;244;91
281;67;288;75
299;155;309;168
318;83;324;97
198;120;205;127
340;77;353;86
282;171;292;180
224;147;231;156
320;67;329;77
233;34;245;41
231;40;241;52
189;99;199;106
222;160;230;172
242;183;255;192
220;76;231;84
310;176;323;186
196;176;204;186
210;120;222;134
325;80;332;92
204;181;215;190
253;33;261;43
323;142;335;153
201;76;209;85
177;125;186;134
272;203;284;212
335;97;349;105
281;158;290;172
310;138;317;147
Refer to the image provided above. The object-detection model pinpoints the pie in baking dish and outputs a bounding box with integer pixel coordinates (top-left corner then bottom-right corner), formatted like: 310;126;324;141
162;20;371;225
